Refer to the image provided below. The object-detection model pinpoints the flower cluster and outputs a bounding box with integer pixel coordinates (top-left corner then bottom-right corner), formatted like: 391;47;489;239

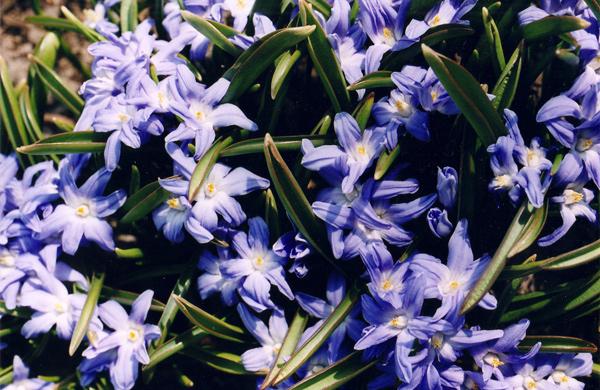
0;0;597;389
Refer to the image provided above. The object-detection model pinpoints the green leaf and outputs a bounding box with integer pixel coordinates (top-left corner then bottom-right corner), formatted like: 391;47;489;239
585;0;600;22
25;16;78;32
221;135;331;157
263;134;338;269
69;272;105;356
263;188;281;242
188;136;235;200
374;143;401;180
120;0;138;32
381;24;474;70
507;198;548;258
502;237;600;279
262;311;309;389
181;11;243;57
482;7;505;75
491;43;523;111
144;326;208;370
223;26;315;102
0;56;30;165
290;352;376;390
306;0;331;18
352;92;375;131
100;286;166;312
182;347;253;375
461;201;535;314
17;131;106;156
46;114;75;132
115;247;144;259
29;32;61;121
272;284;361;385
172;295;246;343
271;50;301;99
30;56;84;115
120;181;170;224
518;336;597;353
18;86;48;163
298;0;350;112
522;16;590;41
347;71;394;91
60;6;105;42
421;44;506;146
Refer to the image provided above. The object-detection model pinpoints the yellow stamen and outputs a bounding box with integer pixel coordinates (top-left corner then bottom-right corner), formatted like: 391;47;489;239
76;205;90;218
430;90;438;102
430;15;441;26
167;198;180;209
389;315;407;329
127;329;139;342
118;113;129;123
206;182;216;195
564;189;584;205
356;145;367;156
431;333;444;349
381;279;393;292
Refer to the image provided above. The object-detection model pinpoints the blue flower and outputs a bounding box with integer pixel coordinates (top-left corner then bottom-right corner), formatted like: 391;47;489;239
361;243;412;307
437;166;458;210
197;246;240;306
220;217;293;312
273;231;312;278
410;219;497;319
372;67;430;146
5;355;53;389
427;207;453;238
302;112;386;193
166;66;258;158
82;3;119;36
544;353;593;388
538;175;596;246
470;319;541;381
222;0;255;31
417;68;460;115
237;304;287;372
38;161;126;255
86;290;161;390
295;273;364;363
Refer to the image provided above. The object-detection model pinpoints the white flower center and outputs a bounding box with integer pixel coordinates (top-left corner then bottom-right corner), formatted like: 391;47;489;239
389;315;407;329
431;332;444;349
167;198;182;209
54;301;68;314
83;8;102;24
483;352;503;368
551;371;570;384
525;148;543;168
564;189;584;205
0;254;15;268
381;279;393;292
430;14;442;26
127;326;143;343
117;113;130;123
576;137;594;152
394;97;413;117
524;376;538;389
205;182;217;197
493;174;513;189
381;27;396;46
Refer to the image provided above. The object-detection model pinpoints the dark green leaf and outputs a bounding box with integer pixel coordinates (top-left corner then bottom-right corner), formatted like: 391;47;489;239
69;272;104;356
100;286;166;312
585;0;600;22
461;201;534;314
0;56;30;165
271;50;301;99
144;326;208;370
492;43;523;111
272;284;360;385
182;347;254;375
306;0;331;18
518;336;597;353
172;295;246;343
347;71;394;91
482;7;505;75
290;352;376;390
263;134;338;268
120;181;170;224
221;135;331;157
421;44;506;146
223;26;315;102
374;143;400;180
30;56;84;115
507;197;548;258
60;6;105;42
25;16;78;32
181;11;243;57
299;0;350;112
522;16;590;41
352;92;375;131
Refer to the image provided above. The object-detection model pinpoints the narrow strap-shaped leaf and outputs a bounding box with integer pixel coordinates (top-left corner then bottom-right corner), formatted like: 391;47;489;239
188;136;235;200
172;295;246;343
272;284;361;385
100;286;166;312
271;50;301;99
262;311;309;389
422;44;506;146
522;16;590;41
30;56;84;115
181;11;243;57
18;86;49;163
264;189;281;242
120;0;138;32
502;236;600;279
352;92;375;131
299;0;351;112
25;16;78;32
221;135;331;157
492;43;523;111
120;181;170;224
306;0;331;18
223;26;315;102
507;198;548;258
482;7;505;75
374;143;401;180
347;71;394;91
29;32;60;122
46;114;75;132
17;131;107;156
518;336;597;353
182;347;254;375
60;6;105;42
290;351;376;390
0;56;30;166
263;134;338;268
144;326;208;370
585;0;600;21
115;247;144;259
69;272;105;356
461;201;534;314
